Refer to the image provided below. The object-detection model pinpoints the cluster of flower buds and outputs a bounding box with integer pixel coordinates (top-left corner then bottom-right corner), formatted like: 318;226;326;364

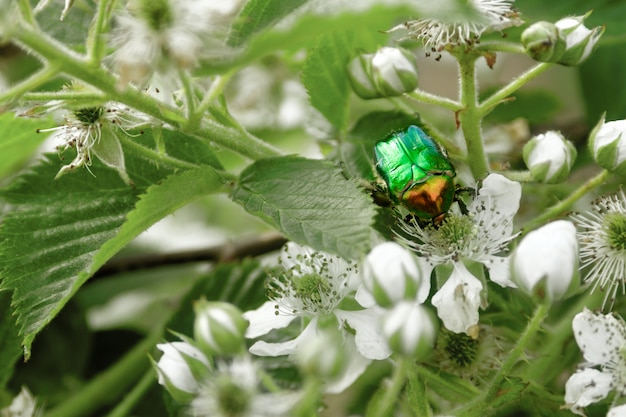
521;12;604;66
347;47;419;99
154;301;247;401
523;130;577;184
361;242;437;358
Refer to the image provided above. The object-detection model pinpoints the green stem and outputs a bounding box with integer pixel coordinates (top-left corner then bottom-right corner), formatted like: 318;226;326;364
193;72;234;126
474;41;526;55
104;370;155;417
0;65;60;105
406;89;462;112
456;304;549;417
406;362;432;417
521;169;609;233
17;0;37;27
11;25;282;161
87;0;111;65
178;69;196;122
415;364;480;401
44;330;161;417
457;53;489;179
374;357;409;416
116;134;200;170
498;170;532;183
478;62;553;117
22;91;106;102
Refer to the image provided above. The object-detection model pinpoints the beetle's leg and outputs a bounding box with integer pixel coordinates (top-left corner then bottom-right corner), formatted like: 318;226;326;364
454;186;476;216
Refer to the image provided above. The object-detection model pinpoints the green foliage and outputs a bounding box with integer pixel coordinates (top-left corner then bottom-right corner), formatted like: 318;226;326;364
483;90;561;125
0;293;21;389
227;0;309;47
232;156;376;260
0;113;52;180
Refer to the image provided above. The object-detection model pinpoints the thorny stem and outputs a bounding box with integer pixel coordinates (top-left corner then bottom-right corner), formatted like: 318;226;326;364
0;65;61;105
521;169;610;233
10;24;282;161
406;89;463;112
457;52;489;179
478;62;553;117
88;0;112;65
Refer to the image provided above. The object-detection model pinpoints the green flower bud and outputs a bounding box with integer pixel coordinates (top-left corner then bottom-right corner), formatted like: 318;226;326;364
361;242;428;308
589;115;626;176
193;300;248;356
347;47;418;99
296;329;346;379
555;13;604;66
154;341;211;403
511;220;579;302
382;302;437;359
523;130;577;183
521;21;566;63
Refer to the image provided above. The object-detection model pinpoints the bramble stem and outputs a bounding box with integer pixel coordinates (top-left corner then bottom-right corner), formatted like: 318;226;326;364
521;169;610;232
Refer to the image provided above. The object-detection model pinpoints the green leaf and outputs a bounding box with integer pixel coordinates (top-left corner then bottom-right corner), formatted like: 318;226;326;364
227;0;309;47
0;293;21;389
301;32;354;132
482;89;562;125
0;131;223;356
232;156;376;259
0;113;52;180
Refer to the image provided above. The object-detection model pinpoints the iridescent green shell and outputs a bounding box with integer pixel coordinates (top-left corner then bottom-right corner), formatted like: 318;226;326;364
374;125;456;220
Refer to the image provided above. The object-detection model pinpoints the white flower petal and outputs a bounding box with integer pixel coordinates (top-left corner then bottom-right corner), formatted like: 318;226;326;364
355;285;377;308
474;173;522;227
335;308;391;360
564;368;612;410
248;319;318;357
431;263;482;334
325;335;371;394
572;307;626;366
243;301;296;338
608;404;626;417
483;255;515;287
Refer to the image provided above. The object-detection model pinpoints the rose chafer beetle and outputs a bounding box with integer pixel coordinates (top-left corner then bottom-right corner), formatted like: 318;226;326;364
374;125;456;221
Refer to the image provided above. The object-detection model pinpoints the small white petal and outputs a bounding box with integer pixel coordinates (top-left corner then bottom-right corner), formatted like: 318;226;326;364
608;404;626;417
564;368;612;409
483;255;515;288
474;173;522;225
572;308;626;366
249;318;318;357
325;335;371;394
335;308;391;360
244;301;296;338
431;263;482;334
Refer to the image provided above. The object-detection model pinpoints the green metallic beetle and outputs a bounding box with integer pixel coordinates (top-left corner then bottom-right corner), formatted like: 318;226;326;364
374;125;456;221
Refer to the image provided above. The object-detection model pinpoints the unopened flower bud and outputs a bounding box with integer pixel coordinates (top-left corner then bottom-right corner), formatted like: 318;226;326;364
347;47;418;99
589;115;626;176
193;300;248;356
361;242;428;307
523;130;576;183
554;13;604;66
511;220;579;302
297;329;346;378
521;21;566;63
382;301;437;359
521;13;603;67
154;341;211;402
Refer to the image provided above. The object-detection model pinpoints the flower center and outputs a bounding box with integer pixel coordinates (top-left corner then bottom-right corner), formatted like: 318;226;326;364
294;273;332;304
418;214;477;260
604;213;626;251
139;0;174;31
73;107;104;124
216;377;250;417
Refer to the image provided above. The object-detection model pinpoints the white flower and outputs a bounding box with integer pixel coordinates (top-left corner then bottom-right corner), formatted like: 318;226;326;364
390;0;522;52
564;308;626;415
0;387;41;417
37;104;142;184
609;404;626;417
399;173;521;336
243;242;391;393
523;130;577;184
571;190;626;308
112;0;238;86
589;115;626;176
193;300;248;356
360;241;428;307
382;301;437;359
511;220;579;301
155;341;211;399
190;357;300;417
